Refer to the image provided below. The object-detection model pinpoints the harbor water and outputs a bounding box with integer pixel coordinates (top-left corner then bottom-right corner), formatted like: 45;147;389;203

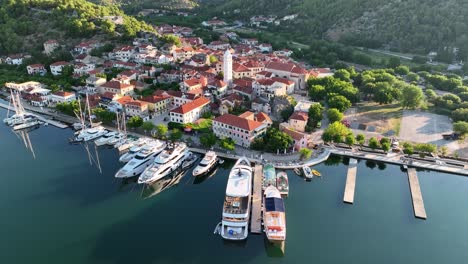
1;108;468;264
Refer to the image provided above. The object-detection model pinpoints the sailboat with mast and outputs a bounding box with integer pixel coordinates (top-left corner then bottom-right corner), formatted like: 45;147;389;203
4;91;41;130
72;94;107;142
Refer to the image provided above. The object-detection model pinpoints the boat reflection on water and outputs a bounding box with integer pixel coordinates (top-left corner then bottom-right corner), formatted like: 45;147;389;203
15;127;39;159
193;167;219;185
81;141;103;174
141;168;186;199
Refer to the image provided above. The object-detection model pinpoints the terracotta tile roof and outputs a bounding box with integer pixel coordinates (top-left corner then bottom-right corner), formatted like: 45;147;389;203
28;64;44;68
50;61;70;67
214;114;264;131
232;62;250;72
265;61;307;74
282;127;306;141
101;81;133;90
53;91;74;97
170;97;210;115
255;112;272;123
238;111;255;119
124;100;148;108
289;111;309;121
116;96;133;104
184;78;203;87
233;85;253;95
141;95;171;104
256;71;274;78
233;78;253;88
272;77;294;85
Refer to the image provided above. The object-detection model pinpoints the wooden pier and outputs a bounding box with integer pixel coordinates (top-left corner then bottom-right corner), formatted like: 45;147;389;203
407;168;427;219
343;158;358;204
250;164;263;234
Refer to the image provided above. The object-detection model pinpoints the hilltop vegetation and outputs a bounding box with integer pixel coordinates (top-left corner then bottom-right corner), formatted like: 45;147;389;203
202;0;468;57
0;0;155;55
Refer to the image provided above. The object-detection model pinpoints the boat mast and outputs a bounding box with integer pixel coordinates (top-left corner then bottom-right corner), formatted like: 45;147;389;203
86;94;93;126
75;96;85;132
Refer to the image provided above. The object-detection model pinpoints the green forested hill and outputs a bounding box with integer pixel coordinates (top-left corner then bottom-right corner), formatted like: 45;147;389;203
0;0;154;55
202;0;468;56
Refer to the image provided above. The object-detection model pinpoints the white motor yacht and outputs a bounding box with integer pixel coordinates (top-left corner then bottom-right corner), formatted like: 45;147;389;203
220;157;252;241
94;131;119;146
75;126;108;142
119;145;143;163
5;114;36;127
115;141;166;178
138;142;189;184
192;151;218;177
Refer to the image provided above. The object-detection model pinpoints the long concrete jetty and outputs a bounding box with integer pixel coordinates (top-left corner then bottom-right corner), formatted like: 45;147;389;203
329;148;468;176
250;164;263;234
0;102;68;129
343;158;358;204
407;168;427;219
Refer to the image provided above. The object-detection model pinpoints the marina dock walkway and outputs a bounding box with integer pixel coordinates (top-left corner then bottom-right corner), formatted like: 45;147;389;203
343;158;358;204
250;164;263;234
407;168;427;219
0;102;68;129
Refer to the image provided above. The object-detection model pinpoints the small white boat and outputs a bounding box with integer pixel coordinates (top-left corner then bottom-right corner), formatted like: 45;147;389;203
95;131;119;146
302;166;313;180
181;152;198;169
192;151;218;177
13;120;41;131
263;163;276;190
276;171;289;197
75;126;108;142
293;168;301;175
213;222;222;235
72;122;86;130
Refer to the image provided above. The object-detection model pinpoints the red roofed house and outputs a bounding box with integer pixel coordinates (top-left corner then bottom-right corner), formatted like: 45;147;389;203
212;113;268;147
288;111;309;132
253;77;295;99
309;68;334;78
207;79;228;98
49;91;76;105
50;61;71;76
173;46;196;61
124;100;149;120
27;64;47;75
264;61;310;90
280;126;310;150
169;97;210;124
99;79;134;96
180;76;208;93
141;94;172;115
232;63;252;79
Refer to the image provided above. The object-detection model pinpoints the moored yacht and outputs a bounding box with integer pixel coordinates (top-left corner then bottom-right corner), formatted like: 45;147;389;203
95;131;119;146
13;119;41;131
119;145;143;163
106;132;125;146
115;140;166;178
220;157;252;240
263;163;276;189
192;151;218;177
138;142;189;184
263;186;286;243
75;126;108;142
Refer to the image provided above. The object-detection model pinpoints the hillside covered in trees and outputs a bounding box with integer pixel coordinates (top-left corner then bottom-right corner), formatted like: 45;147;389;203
201;0;468;57
0;0;155;55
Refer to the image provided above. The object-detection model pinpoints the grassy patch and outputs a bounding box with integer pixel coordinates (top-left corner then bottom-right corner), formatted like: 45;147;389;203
349;102;403;135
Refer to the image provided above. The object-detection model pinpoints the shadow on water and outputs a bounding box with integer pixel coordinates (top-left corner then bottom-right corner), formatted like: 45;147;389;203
262;235;285;258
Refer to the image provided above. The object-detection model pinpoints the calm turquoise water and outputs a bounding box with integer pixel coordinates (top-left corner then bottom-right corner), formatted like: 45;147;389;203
1;108;468;264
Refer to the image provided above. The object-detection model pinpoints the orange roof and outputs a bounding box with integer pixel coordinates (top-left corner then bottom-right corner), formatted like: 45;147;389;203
232;63;250;72
53;91;74;97
101;81;133;90
255;112;272;123
282;127;307;141
170;97;210;115
289;111;308;121
214;114;264;131
141;95;171;104
124;100;148;108
116;96;133;105
238;111;255;119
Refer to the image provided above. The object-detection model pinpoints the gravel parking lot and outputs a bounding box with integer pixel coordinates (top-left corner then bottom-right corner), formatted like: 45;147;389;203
399;110;453;143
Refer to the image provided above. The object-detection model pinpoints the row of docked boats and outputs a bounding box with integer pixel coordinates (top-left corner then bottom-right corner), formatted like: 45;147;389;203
294;166;321;180
3;91;43;131
217;159;287;244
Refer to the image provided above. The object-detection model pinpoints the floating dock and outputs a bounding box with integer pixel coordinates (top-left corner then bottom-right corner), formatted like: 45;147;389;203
407;168;427;219
250;164;263;234
343;158;358;204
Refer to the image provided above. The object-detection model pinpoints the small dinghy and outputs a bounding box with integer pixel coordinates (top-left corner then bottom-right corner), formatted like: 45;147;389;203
276;171;289;197
312;169;321;177
213;222;222;235
293;168;301;175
